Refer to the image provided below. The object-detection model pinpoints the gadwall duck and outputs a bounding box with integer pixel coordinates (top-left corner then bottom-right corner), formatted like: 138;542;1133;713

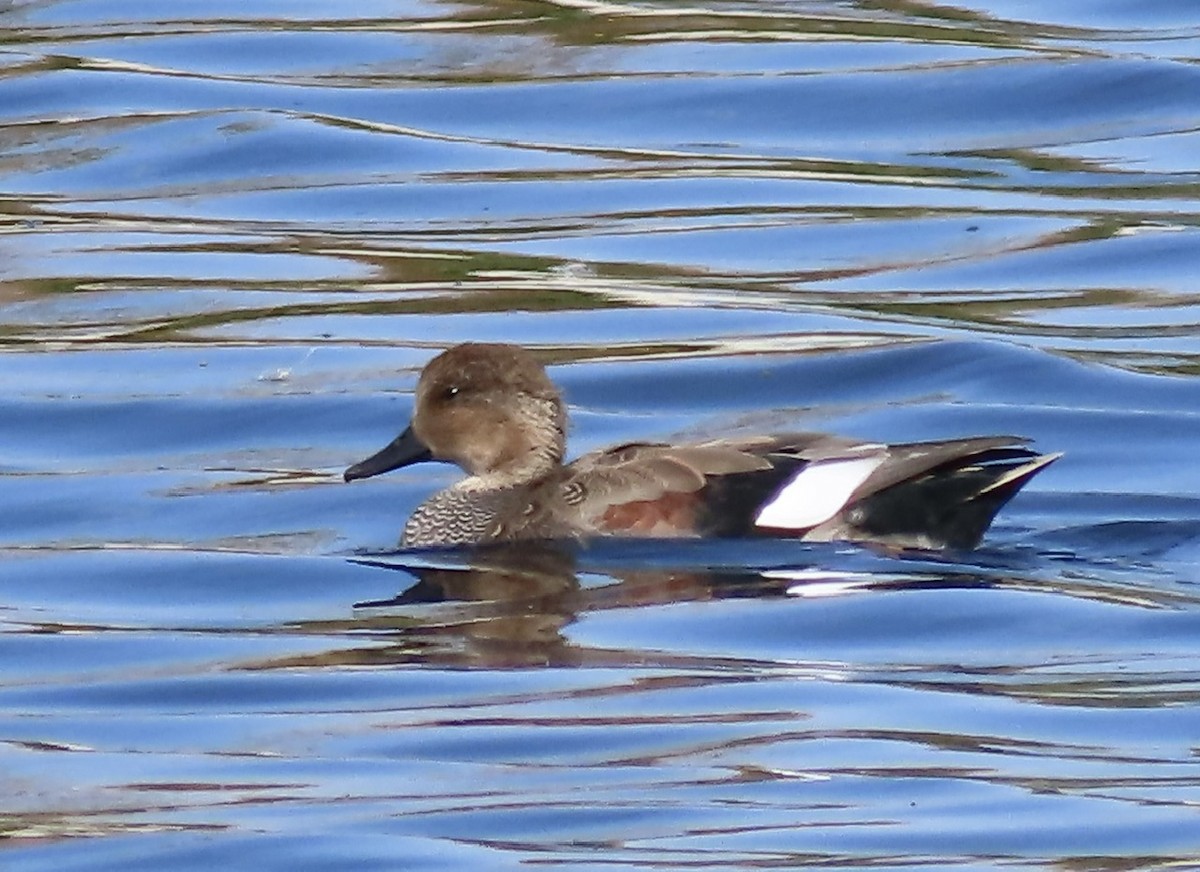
344;343;1059;550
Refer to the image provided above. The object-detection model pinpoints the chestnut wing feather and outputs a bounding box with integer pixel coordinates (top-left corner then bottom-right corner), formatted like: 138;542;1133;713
560;442;772;532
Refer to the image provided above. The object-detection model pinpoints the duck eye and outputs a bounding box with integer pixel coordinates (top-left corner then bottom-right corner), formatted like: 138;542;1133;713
441;385;460;401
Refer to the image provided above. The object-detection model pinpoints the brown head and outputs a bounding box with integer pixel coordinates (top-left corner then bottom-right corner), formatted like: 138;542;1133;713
344;343;567;483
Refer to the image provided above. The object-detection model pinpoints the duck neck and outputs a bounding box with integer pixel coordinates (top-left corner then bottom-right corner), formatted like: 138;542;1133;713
458;451;556;492
457;395;566;491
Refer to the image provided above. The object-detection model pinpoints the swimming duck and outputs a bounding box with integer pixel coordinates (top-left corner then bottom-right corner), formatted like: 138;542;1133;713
344;343;1059;550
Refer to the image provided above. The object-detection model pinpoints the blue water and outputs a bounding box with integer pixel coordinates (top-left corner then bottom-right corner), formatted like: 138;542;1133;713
3;1;1200;869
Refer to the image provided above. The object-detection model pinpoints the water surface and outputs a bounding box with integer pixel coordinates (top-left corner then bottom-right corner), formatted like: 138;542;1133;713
3;1;1200;869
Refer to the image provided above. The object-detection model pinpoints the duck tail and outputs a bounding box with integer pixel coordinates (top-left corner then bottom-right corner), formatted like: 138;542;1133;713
849;448;1061;550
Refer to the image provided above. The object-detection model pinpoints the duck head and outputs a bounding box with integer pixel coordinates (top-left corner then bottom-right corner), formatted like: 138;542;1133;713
344;343;567;483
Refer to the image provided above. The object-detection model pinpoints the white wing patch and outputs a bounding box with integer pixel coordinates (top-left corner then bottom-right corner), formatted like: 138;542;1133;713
754;455;885;530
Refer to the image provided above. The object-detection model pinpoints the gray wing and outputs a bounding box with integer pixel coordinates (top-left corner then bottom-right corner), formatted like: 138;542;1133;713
735;432;1036;503
558;441;773;527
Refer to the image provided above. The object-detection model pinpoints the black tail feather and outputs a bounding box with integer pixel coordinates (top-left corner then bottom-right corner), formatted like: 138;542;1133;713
850;451;1059;550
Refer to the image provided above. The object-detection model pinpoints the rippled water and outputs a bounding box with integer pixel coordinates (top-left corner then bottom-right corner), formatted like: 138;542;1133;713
3;1;1200;869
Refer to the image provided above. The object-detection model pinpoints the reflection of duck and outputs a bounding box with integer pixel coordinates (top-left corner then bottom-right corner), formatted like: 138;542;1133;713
344;343;1059;550
346;541;772;669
